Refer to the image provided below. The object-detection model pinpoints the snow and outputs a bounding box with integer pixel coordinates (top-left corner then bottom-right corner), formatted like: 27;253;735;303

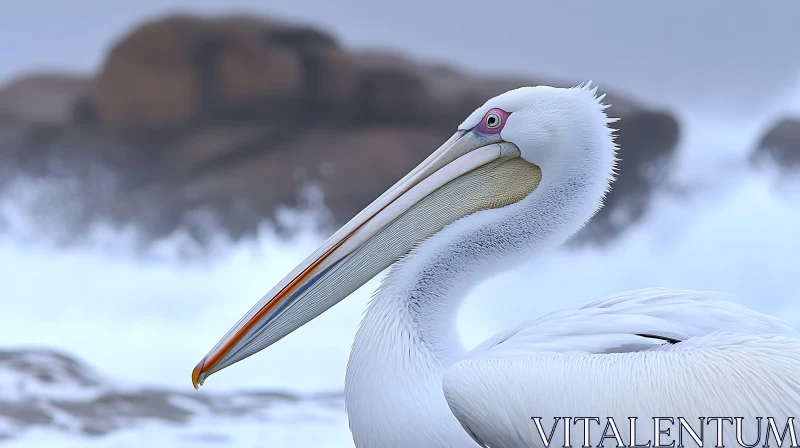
0;349;353;446
2;402;354;448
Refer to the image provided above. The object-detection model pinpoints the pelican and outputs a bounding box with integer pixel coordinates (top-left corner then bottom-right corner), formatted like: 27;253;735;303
192;84;800;447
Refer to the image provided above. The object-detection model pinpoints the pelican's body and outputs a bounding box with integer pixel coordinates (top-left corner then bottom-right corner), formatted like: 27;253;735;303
192;85;800;447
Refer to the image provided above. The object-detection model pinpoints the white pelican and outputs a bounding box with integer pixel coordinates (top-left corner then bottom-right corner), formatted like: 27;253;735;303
192;84;800;447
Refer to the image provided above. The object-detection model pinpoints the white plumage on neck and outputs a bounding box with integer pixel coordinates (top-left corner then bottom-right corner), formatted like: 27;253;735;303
345;85;619;447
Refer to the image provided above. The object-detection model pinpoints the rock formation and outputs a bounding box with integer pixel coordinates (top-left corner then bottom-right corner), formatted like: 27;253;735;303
752;118;800;171
0;348;342;440
0;14;680;248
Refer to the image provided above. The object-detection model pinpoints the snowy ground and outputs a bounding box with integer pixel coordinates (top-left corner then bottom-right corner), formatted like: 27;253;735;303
0;349;353;447
3;408;354;448
5;421;353;448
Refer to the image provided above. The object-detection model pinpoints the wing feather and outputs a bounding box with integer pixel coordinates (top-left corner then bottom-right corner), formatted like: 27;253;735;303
469;288;797;358
443;288;800;448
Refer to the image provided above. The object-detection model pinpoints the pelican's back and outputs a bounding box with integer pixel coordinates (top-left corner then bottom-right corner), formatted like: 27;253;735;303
443;289;800;448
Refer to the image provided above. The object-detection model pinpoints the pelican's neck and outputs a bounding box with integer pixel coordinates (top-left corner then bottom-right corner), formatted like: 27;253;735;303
345;163;610;447
344;260;476;448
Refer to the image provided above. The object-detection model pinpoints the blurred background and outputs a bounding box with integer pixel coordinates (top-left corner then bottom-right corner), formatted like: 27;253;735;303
2;1;800;446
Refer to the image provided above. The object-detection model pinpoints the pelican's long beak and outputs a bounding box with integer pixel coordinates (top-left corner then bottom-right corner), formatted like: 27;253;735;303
192;129;541;388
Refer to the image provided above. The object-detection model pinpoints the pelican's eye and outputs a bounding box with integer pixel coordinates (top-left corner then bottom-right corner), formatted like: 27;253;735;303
486;113;502;128
477;108;510;134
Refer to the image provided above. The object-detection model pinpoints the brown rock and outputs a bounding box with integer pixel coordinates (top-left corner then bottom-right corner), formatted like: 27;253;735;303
87;15;357;134
0;114;26;152
175;126;451;227
262;20;356;111
353;52;436;125
214;32;302;105
167;124;268;170
90;16;203;130
0;73;89;126
752;119;800;169
0;348;340;439
0;74;89;171
0;13;681;248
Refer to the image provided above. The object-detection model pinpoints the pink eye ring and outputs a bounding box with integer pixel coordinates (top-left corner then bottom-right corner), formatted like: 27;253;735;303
477;108;510;134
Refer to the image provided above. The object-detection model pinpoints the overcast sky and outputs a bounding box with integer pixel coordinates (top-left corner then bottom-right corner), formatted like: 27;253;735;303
3;1;800;116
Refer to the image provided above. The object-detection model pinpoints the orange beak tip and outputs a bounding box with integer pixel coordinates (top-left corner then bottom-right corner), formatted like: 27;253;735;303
192;358;207;390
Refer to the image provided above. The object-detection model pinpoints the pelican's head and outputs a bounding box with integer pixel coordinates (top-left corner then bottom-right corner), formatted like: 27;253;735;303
192;84;617;388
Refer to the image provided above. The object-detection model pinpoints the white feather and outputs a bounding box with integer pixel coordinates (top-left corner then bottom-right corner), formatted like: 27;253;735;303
442;289;800;447
469;288;797;358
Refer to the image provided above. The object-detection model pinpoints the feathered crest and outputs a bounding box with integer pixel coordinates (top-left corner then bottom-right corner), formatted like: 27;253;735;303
572;81;621;196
